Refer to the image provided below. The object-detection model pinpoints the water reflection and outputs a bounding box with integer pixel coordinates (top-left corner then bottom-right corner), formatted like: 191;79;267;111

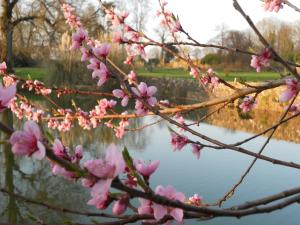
1;78;300;224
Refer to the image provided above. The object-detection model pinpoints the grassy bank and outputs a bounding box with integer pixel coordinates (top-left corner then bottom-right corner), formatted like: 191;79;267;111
137;68;279;82
14;67;279;82
15;67;46;81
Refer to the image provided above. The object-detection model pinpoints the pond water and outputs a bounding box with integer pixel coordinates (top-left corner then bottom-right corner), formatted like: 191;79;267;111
1;78;300;225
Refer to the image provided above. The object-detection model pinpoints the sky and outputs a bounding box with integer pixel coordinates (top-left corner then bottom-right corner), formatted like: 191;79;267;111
91;0;300;43
149;0;300;43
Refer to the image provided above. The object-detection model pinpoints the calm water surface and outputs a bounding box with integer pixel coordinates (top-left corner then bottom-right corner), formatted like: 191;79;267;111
1;78;300;225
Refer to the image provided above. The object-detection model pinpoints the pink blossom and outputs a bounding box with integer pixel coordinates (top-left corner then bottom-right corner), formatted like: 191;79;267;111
154;185;185;223
132;82;157;115
129;32;140;42
52;164;75;180
134;100;148;116
172;20;181;33
113;88;129;107
188;194;203;206
114;118;129;139
264;0;283;12
171;132;188;151
86;145;125;210
74;145;83;163
50;139;81;179
175;113;185;132
132;82;157;105
138;198;153;215
87;179;112;209
10;121;45;160
112;32;127;43
62;3;81;28
111;11;128;26
3;75;17;87
128;71;137;84
80;47;92;61
71;29;87;50
191;144;201;160
112;196;129;215
52;138;68;159
84;144;125;180
91;62;110;86
239;96;256;113
93;44;111;58
0;62;7;74
0;83;16;112
87;58;101;71
250;49;272;72
207;68;213;75
190;67;199;78
280;79;299;102
134;159;160;179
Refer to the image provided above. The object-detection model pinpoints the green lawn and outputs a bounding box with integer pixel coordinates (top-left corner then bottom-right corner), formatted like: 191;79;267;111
15;67;46;81
137;68;279;82
14;67;280;83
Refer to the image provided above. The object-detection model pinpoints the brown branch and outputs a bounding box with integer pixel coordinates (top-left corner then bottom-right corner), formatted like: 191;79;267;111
12;16;38;27
126;40;300;68
283;0;300;12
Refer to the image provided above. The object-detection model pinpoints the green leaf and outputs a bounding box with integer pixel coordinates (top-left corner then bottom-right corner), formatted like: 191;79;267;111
122;147;149;191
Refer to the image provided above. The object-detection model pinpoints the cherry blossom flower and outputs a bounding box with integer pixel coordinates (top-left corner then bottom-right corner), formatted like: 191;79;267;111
153;185;185;223
80;47;92;61
191;144;202;160
250;49;272;72
132;82;157;115
114;118;129;139
88;61;110;86
112;32;127;43
87;179;112;209
138;198;154;215
188;194;203;206
0;83;16;112
263;0;283;12
0;62;7;74
71;29;87;50
10;121;45;160
62;3;82;28
50;139;82;179
113;88;129;107
112;196;129;215
93;44;111;58
171;132;188;151
134;159;160;179
128;71;137;84
190;67;199;78
85;145;125;209
280;79;299;102
239;96;256;113
132;82;157;104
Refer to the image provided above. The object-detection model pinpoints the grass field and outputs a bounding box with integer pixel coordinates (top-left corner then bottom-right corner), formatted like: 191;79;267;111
14;67;279;82
137;68;279;82
15;67;46;81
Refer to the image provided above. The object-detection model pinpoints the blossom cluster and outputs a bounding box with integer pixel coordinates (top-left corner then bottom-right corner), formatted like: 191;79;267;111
8;120;206;223
239;96;256;113
263;0;283;12
250;49;272;72
157;0;182;33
